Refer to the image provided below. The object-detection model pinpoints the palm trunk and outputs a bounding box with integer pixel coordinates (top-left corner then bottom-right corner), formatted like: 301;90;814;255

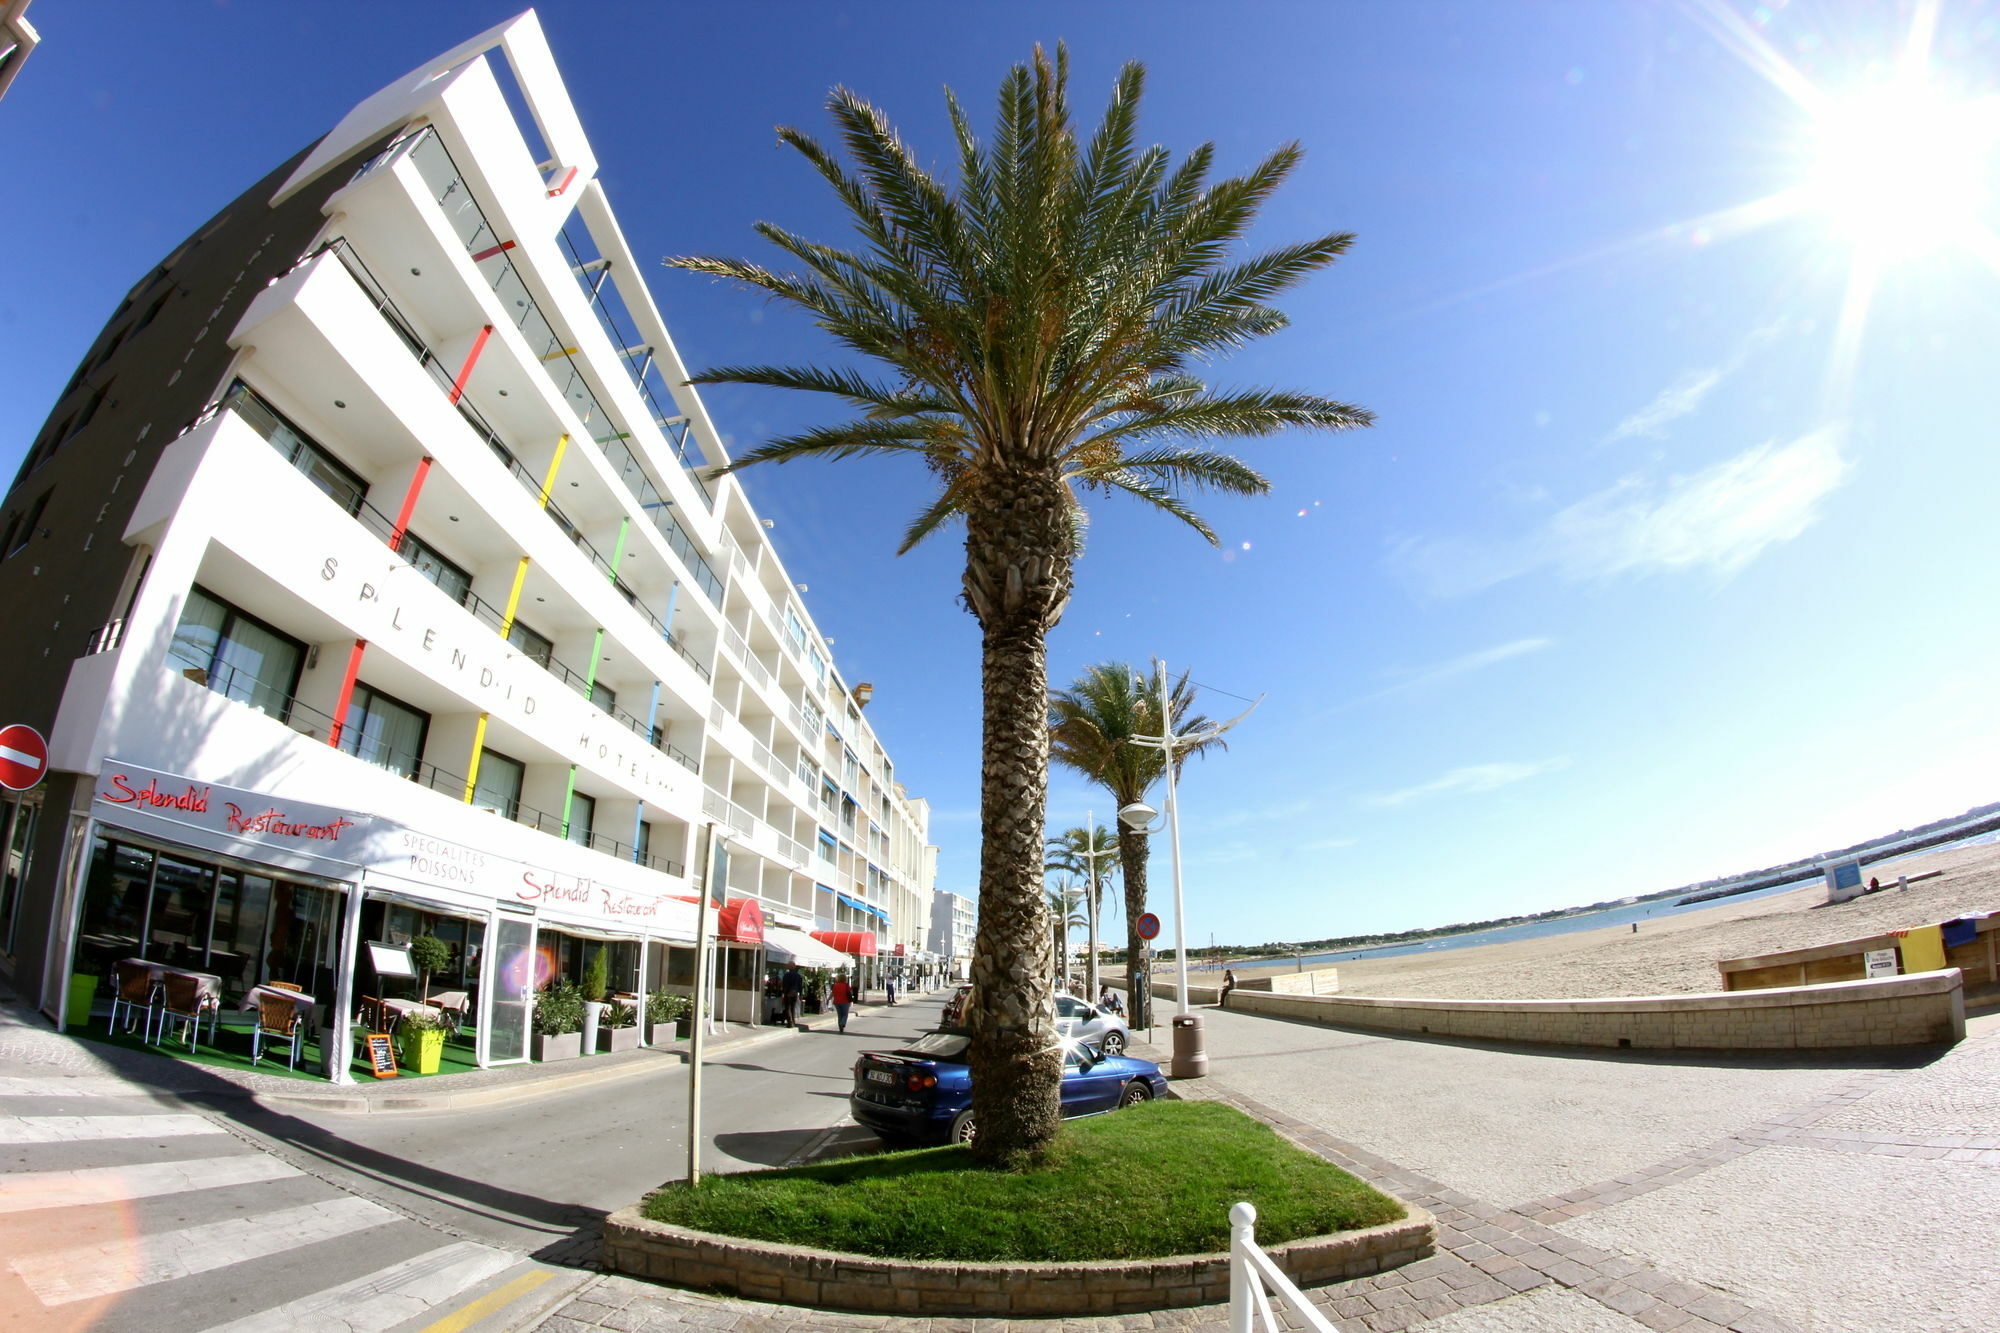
1120;824;1151;1029
962;463;1072;1166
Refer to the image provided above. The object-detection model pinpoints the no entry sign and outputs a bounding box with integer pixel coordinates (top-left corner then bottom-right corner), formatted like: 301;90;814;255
0;724;48;791
1136;912;1161;941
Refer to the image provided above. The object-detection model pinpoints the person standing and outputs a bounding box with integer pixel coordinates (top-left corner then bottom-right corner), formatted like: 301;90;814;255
781;963;803;1028
830;972;854;1032
886;973;897;1005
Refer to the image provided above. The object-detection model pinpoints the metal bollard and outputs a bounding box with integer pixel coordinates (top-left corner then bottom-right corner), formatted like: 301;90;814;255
1171;1011;1208;1078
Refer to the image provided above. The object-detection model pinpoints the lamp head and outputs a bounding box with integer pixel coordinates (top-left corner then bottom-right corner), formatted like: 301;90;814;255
1118;800;1159;831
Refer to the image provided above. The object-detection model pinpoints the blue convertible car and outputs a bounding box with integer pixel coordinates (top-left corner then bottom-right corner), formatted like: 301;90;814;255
850;1030;1168;1145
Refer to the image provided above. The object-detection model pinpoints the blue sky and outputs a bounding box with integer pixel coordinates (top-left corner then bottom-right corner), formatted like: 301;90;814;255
5;2;1998;944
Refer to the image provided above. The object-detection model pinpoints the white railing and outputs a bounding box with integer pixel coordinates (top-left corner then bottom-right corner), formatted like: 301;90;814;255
1230;1202;1338;1333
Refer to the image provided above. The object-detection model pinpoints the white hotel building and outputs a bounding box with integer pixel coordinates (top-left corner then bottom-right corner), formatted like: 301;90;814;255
0;12;941;1078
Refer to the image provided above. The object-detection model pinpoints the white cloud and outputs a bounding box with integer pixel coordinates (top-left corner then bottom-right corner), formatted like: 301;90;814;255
1607;366;1727;442
1391;428;1850;597
1364;757;1570;808
1355;637;1553;704
1605;319;1790;444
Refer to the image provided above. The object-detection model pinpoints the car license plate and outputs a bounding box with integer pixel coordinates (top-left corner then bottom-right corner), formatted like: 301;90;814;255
865;1069;897;1085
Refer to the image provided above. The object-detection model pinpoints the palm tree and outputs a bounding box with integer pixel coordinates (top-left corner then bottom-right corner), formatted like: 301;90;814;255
1045;881;1089;990
1047;824;1120;1001
666;47;1370;1163
1049;661;1226;1029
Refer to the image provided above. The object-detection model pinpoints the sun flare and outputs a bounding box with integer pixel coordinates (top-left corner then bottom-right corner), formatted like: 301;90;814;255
1802;82;2000;258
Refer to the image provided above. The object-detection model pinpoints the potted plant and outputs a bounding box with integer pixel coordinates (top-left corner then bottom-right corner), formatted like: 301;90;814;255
600;1000;640;1052
398;1009;448;1075
409;934;451;1001
532;980;585;1062
644;989;690;1043
580;947;608;1054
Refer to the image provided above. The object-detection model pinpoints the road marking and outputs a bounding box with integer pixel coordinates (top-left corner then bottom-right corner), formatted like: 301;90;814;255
198;1241;521;1332
0;1153;299;1213
0;1112;223;1143
10;1194;399;1305
416;1268;554;1333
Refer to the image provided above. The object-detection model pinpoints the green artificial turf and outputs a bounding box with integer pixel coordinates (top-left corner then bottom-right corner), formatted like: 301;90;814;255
73;1009;481;1083
641;1099;1404;1262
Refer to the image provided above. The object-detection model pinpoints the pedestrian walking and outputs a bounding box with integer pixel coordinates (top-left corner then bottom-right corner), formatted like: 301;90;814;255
781;963;803;1027
831;972;854;1032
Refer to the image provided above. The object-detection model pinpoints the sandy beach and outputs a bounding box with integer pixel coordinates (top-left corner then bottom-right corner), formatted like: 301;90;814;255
1226;840;2000;1001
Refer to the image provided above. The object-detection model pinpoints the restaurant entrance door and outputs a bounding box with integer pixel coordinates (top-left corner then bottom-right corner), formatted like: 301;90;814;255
484;910;535;1065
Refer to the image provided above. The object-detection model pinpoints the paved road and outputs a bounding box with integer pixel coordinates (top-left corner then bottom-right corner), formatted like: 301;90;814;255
533;1002;2000;1333
0;991;931;1331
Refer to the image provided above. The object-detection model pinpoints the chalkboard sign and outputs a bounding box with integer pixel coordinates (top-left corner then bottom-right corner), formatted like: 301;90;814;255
364;1032;399;1079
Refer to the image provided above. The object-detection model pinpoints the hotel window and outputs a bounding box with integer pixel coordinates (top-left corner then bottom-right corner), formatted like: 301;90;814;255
567;791;596;846
589;680;616;714
338;682;430;779
636;820;653;865
222;382;367;516
169;585;305;720
507;620;553;668
816;831;837;864
396;530;472;605
472;749;525;820
4;489;50;559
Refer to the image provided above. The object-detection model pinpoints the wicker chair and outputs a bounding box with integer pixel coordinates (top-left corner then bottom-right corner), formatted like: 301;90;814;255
109;961;159;1042
156;973;205;1051
252;992;304;1070
267;980;303;993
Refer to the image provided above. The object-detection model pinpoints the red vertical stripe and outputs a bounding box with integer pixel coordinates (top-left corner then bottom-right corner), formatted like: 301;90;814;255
387;456;434;554
448;325;493;405
327;639;368;749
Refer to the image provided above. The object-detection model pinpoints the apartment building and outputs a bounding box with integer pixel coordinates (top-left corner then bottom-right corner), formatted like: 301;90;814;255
929;889;975;983
0;12;937;1079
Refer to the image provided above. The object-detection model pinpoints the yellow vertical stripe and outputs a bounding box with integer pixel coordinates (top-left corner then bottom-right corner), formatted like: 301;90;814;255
498;557;531;637
462;714;490;803
537;434;570;509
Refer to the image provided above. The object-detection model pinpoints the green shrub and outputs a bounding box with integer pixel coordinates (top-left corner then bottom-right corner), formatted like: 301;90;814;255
646;990;691;1024
581;947;608;1004
605;1001;637;1028
409;934;451;993
533;981;585;1035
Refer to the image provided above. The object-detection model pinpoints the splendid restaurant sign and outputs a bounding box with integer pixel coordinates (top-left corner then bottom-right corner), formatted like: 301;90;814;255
95;761;695;937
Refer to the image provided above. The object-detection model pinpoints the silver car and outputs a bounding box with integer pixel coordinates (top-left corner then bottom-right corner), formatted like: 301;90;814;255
1054;993;1130;1056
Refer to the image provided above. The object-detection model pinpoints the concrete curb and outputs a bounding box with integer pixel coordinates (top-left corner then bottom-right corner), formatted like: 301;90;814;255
601;1203;1434;1318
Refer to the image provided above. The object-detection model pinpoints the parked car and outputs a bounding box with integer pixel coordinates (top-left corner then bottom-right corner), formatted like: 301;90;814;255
1054;992;1131;1056
850;1030;1166;1146
940;983;974;1027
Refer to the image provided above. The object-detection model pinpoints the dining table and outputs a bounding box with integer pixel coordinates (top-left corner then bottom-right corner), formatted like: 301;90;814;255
119;958;224;1040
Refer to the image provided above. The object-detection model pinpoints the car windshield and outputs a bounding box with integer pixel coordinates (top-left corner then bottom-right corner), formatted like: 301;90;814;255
897;1031;970;1061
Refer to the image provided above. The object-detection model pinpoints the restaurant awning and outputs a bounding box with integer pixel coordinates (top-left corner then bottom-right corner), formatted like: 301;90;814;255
762;926;852;969
718;897;764;945
812;929;878;957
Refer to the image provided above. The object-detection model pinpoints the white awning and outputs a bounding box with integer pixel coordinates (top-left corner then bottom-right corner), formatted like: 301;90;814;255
762;926;854;969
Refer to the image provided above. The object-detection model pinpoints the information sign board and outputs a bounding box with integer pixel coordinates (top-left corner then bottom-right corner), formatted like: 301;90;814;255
364;1033;399;1078
1864;948;1900;979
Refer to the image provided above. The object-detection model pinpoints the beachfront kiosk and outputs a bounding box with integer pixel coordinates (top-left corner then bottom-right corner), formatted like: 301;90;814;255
1822;859;1866;904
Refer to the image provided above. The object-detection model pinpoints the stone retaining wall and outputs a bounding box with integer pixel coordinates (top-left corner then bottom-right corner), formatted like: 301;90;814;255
1228;968;1966;1050
601;1205;1435;1317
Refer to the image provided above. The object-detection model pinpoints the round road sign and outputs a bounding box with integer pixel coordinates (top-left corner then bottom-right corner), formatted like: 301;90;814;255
0;724;48;791
1136;912;1161;941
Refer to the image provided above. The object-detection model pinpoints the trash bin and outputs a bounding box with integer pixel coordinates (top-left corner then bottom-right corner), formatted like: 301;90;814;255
68;972;101;1030
1171;1011;1208;1079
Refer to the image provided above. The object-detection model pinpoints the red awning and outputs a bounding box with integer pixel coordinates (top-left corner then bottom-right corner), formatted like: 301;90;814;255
812;929;878;957
718;897;764;945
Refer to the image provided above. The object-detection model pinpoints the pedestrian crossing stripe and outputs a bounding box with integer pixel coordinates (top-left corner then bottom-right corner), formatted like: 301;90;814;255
198;1242;523;1333
0;1074;185;1098
0;1152;299;1213
0;1112;224;1144
10;1194;400;1305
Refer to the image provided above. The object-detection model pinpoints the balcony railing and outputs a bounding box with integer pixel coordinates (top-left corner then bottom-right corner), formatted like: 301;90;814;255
399;128;724;605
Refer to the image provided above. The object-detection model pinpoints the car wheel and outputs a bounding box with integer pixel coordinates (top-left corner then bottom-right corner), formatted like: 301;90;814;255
949;1109;977;1144
1100;1031;1126;1057
1118;1080;1152;1109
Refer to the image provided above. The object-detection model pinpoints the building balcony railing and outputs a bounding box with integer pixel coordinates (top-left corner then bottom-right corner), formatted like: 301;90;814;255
398;128;724;604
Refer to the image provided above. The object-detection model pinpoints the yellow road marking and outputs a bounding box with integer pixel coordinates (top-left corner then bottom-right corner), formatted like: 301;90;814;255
417;1269;552;1333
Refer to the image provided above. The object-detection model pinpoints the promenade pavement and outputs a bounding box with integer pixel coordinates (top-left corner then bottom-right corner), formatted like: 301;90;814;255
534;999;2000;1333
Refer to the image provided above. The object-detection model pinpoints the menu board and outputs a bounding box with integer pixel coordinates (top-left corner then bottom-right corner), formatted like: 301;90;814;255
364;1032;399;1079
